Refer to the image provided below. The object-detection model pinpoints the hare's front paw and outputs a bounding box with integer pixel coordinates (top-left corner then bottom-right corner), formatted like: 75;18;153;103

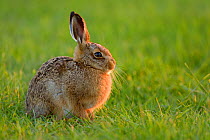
87;109;95;120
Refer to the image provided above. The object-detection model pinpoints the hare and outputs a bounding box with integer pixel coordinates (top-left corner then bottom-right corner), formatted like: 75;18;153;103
26;11;116;120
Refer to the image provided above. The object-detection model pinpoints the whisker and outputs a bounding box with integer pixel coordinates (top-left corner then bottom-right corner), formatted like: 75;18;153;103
111;66;127;93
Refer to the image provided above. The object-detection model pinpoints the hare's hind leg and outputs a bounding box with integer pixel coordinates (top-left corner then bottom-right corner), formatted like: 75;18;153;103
26;101;51;118
52;106;66;120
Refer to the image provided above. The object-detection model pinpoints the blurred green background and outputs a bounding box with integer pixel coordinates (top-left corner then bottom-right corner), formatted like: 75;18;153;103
0;0;209;139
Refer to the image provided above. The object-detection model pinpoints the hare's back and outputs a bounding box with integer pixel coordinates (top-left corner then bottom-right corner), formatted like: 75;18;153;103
31;56;74;84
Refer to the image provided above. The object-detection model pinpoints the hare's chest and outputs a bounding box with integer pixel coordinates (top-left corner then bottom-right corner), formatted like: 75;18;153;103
64;68;112;109
65;67;111;96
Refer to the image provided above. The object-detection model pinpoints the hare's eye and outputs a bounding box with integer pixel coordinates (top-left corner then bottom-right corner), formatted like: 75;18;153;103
94;52;103;58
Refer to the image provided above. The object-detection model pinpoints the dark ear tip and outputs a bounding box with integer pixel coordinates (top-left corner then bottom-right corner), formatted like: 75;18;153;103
70;11;75;18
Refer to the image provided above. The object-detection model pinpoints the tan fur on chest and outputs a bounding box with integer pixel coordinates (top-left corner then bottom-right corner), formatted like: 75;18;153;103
64;65;112;109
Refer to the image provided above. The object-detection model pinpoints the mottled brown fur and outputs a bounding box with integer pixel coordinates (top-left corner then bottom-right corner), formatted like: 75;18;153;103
26;12;116;120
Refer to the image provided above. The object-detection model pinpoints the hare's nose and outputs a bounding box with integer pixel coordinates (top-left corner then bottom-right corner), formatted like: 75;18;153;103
108;58;116;70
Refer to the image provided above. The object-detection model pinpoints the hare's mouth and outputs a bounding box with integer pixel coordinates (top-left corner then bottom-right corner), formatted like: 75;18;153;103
107;70;113;75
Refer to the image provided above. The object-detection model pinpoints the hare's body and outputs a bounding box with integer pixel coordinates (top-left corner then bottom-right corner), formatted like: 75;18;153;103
26;12;116;119
26;56;112;119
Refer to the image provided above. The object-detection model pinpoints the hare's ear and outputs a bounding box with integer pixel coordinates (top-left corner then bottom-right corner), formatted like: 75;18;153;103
69;11;90;44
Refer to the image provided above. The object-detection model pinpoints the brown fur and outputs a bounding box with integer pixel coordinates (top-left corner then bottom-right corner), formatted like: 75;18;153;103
25;12;116;120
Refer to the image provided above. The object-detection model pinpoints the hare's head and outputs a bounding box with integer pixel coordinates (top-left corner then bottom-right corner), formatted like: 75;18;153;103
69;11;116;74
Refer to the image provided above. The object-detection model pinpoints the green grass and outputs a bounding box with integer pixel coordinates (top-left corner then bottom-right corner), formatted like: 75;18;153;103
0;0;209;139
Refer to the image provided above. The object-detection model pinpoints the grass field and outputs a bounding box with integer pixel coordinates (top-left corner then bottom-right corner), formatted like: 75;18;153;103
0;0;209;139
